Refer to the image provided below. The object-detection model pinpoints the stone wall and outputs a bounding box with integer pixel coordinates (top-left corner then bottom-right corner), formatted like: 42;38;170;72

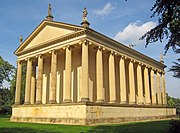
11;104;176;125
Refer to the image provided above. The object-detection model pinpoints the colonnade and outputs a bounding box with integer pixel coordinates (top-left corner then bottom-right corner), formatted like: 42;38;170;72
14;40;167;106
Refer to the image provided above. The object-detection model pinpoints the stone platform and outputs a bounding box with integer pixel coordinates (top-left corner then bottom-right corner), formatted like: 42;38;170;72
11;103;176;125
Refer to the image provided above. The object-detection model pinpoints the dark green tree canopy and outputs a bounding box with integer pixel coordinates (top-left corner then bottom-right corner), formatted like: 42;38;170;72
169;56;180;78
0;56;15;89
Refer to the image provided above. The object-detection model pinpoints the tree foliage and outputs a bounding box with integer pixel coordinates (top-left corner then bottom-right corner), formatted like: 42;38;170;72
140;0;180;78
0;56;15;88
167;94;180;115
169;49;180;78
141;0;180;52
0;88;14;114
169;59;180;79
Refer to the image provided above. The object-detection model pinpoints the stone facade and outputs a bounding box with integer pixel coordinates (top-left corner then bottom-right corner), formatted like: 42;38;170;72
11;8;176;125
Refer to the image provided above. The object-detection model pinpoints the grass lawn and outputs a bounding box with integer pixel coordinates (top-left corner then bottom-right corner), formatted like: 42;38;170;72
0;115;177;133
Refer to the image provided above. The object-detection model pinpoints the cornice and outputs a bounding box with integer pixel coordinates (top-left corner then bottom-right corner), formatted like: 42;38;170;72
84;29;166;70
16;29;86;56
14;20;85;55
15;20;166;70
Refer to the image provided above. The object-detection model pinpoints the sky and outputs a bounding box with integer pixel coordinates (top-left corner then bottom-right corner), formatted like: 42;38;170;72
0;0;179;98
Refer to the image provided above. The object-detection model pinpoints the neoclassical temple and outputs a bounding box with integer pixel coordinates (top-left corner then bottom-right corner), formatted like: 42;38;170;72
11;5;175;125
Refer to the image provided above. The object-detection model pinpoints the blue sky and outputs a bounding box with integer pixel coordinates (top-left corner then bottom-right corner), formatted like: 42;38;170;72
0;0;179;98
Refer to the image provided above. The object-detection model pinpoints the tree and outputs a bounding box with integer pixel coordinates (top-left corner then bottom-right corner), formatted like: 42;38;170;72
140;0;180;78
0;88;14;114
167;94;180;116
169;49;180;78
167;95;176;107
0;56;15;88
141;0;180;52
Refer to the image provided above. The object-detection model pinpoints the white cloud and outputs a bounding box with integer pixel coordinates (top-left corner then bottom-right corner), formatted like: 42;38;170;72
94;2;116;17
114;21;156;46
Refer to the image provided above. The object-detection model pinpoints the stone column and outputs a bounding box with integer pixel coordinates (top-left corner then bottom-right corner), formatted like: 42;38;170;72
150;68;156;105
36;55;43;104
15;61;22;105
136;63;144;104
109;52;116;103
128;60;136;104
162;72;167;105
30;63;36;104
24;58;32;104
64;47;72;102
144;66;151;104
156;71;162;105
119;56;127;104
49;50;57;104
80;41;90;102
96;46;104;103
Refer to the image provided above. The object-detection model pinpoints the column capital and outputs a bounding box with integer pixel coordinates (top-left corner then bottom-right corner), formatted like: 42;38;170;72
97;46;103;51
157;69;162;74
110;51;115;55
79;39;91;46
16;60;22;65
121;55;127;60
138;62;144;66
27;58;32;61
63;45;73;50
145;64;150;69
130;59;135;63
49;49;58;54
162;71;165;75
36;54;43;59
151;67;155;71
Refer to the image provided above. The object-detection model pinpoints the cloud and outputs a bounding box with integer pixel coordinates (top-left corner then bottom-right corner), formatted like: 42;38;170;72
94;2;116;17
114;21;156;46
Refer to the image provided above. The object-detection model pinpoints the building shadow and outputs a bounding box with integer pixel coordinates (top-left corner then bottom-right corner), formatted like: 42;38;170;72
87;120;171;133
0;127;62;133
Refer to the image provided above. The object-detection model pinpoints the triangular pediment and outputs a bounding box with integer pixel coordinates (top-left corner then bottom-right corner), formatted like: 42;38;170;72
15;20;84;55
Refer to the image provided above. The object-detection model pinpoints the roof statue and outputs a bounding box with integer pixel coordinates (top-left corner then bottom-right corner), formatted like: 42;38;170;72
160;52;164;63
46;4;54;21
81;7;90;28
19;35;23;44
83;7;88;22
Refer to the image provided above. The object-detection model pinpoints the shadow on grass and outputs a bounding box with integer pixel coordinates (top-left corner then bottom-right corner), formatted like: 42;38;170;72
0;115;10;118
87;120;170;133
0;127;62;133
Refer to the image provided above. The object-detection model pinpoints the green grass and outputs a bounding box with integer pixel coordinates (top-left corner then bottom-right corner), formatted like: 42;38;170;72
0;115;177;133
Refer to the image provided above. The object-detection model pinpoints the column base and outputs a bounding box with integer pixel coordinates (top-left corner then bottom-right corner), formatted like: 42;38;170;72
24;102;30;105
96;99;105;103
120;101;128;104
63;99;72;103
80;98;90;103
109;100;117;103
14;102;20;105
151;103;157;106
49;100;57;104
129;102;136;105
35;101;42;104
137;102;144;105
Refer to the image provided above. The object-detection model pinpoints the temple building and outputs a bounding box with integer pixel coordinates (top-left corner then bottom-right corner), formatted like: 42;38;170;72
11;5;176;125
